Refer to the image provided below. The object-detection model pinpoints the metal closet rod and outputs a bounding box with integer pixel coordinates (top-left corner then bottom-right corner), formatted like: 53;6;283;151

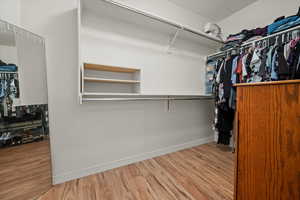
82;97;213;101
207;24;300;60
100;0;223;44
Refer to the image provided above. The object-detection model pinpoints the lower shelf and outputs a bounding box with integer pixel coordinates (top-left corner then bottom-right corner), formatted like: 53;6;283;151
80;93;214;102
84;77;140;84
83;92;141;96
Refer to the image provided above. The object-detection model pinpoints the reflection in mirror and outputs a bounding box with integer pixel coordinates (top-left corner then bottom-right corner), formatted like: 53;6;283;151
0;20;52;200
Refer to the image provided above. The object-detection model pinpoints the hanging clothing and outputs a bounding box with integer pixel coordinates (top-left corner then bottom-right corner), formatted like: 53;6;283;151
209;7;300;146
271;46;279;80
221;57;234;99
216;102;235;145
277;45;290;80
213;56;237;145
0;62;20;118
288;41;300;79
231;56;239;84
235;56;243;83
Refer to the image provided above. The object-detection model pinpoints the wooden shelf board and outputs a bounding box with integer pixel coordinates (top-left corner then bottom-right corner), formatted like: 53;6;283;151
84;63;140;73
84;77;140;84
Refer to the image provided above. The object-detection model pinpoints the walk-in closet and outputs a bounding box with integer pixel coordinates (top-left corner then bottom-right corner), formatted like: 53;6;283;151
0;0;299;200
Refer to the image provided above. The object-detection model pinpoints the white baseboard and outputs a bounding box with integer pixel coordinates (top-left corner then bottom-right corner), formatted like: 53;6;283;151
53;136;214;184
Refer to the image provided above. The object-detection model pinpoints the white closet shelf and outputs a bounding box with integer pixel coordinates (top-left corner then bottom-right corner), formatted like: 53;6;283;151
82;92;212;97
84;63;140;73
84;77;140;84
81;0;223;48
83;92;141;96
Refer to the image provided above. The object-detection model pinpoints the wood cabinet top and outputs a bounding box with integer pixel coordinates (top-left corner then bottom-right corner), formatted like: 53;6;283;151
234;80;300;87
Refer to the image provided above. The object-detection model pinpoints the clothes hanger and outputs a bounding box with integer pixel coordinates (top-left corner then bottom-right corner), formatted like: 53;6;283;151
275;36;279;45
282;33;285;44
263;40;267;49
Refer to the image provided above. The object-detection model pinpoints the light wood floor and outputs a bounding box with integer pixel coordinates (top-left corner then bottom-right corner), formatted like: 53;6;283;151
0;140;52;200
40;143;234;200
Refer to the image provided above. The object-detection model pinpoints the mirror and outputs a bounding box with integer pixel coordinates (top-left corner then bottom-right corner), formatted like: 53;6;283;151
0;20;52;200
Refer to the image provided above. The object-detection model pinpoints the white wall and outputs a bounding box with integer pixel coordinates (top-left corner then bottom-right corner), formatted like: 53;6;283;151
0;0;20;25
219;0;300;36
81;9;210;95
0;45;18;63
82;32;206;94
19;0;215;184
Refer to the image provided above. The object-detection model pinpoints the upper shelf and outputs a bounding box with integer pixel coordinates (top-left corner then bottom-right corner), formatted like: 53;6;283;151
81;0;223;50
84;63;140;73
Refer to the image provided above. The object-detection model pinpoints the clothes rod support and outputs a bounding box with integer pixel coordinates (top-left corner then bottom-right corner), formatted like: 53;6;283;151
166;27;182;53
100;0;223;44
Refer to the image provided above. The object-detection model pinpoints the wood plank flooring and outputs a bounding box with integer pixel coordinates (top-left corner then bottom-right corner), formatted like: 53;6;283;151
0;140;52;200
40;143;234;200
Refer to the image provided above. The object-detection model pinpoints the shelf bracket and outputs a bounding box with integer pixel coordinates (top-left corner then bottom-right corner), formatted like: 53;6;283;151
166;27;183;53
167;96;171;112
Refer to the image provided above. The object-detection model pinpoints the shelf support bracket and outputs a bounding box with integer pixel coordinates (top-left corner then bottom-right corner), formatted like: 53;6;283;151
166;27;183;53
167;96;171;112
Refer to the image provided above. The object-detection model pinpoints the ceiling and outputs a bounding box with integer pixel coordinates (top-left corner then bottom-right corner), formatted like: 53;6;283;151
168;0;258;22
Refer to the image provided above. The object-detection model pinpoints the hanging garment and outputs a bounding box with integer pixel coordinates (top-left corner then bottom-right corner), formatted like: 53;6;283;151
220;56;234;99
277;45;290;80
258;47;268;80
288;41;300;79
0;79;5;98
216;60;224;84
215;56;237;145
248;49;263;83
241;53;248;79
245;50;254;81
271;47;279;80
231;56;239;84
296;54;300;78
216;102;235;145
235;56;244;83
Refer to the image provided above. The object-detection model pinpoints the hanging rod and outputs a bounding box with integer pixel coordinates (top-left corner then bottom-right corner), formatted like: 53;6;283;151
207;24;300;60
100;0;223;44
82;96;213;102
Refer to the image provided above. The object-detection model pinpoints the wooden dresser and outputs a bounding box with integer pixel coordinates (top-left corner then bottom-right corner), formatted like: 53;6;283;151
234;80;300;200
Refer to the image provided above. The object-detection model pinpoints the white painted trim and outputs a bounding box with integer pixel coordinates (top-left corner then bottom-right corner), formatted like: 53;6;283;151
53;136;214;184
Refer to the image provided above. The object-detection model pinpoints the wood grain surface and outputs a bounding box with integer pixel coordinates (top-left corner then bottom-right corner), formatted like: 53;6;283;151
0;140;52;200
235;82;300;200
234;79;300;87
84;63;140;73
39;143;234;200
